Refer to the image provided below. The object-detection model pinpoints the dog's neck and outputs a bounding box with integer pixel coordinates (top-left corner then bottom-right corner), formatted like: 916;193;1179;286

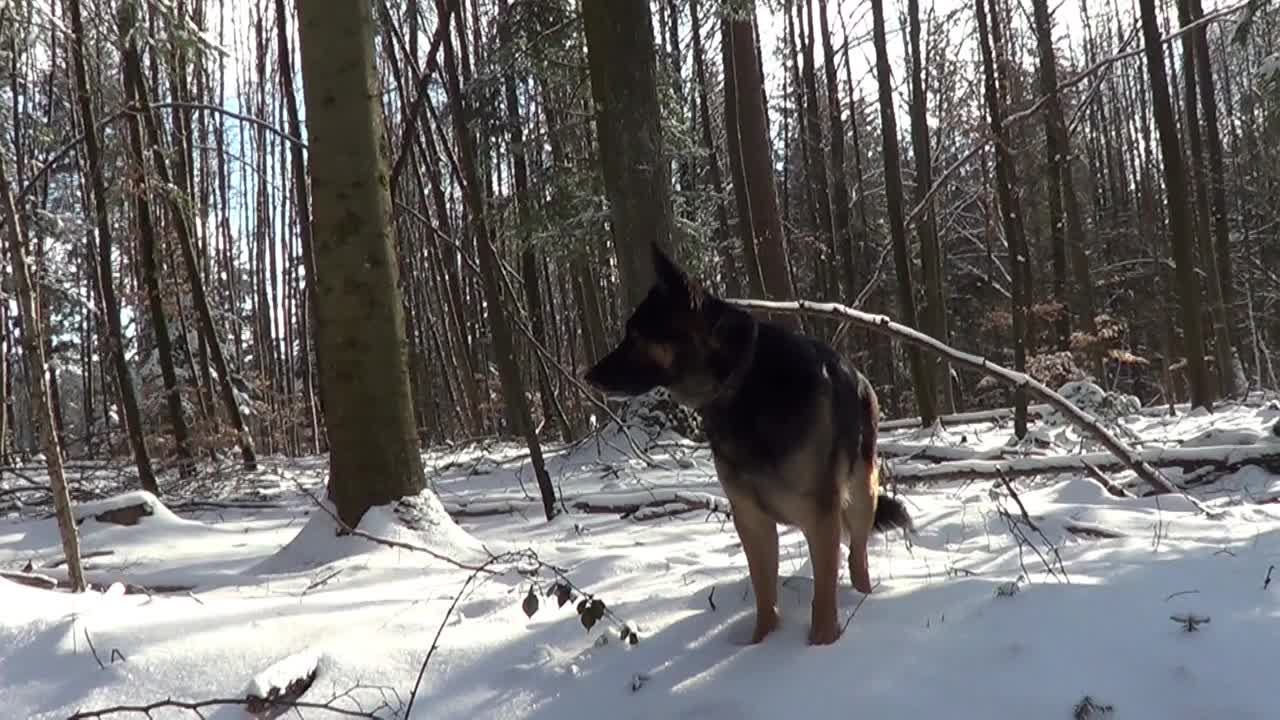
694;317;759;413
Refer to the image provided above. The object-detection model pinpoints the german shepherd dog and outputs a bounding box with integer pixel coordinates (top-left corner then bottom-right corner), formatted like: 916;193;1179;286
585;244;913;646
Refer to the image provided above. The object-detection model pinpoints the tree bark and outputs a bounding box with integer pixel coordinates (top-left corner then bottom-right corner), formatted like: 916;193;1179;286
869;0;937;426
581;0;675;310
975;0;1032;438
723;5;799;329
1175;0;1236;397
0;149;86;592
1031;0;1100;373
125;41;258;470
65;0;159;494
906;0;951;411
439;1;557;521
1136;0;1213;409
295;0;427;526
118;1;195;478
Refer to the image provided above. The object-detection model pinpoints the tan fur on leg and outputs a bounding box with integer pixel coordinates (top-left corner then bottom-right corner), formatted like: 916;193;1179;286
843;459;880;594
803;505;844;645
728;491;780;643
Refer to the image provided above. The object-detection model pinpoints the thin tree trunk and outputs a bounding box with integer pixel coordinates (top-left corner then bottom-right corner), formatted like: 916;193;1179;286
125;50;259;469
1175;0;1235;397
1031;0;1100;374
869;0;937;426
0;149;85;592
118;2;196;478
724;6;799;329
65;0;159;494
1136;0;1213;409
975;0;1031;438
440;5;557;520
906;0;949;411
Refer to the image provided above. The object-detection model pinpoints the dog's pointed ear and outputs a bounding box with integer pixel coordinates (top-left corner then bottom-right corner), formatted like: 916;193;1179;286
651;242;691;298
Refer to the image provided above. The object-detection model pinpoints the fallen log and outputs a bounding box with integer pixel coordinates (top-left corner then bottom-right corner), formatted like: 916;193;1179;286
729;298;1206;510
891;443;1280;485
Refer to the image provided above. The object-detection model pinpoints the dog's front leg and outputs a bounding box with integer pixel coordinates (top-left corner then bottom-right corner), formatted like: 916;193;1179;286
803;505;843;645
727;492;779;644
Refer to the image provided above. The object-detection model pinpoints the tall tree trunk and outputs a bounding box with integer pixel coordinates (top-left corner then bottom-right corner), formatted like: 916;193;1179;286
1187;0;1235;351
799;0;834;298
1135;0;1213;409
125;40;258;470
975;0;1031;438
905;0;949;411
721;16;766;298
0;148;86;592
817;0;856;303
275;0;324;436
65;0;159;494
295;0;427;526
869;0;937;426
118;2;195;478
1175;0;1236;397
581;0;675;310
723;5;799;328
690;0;736;297
498;0;569;440
440;4;557;521
1031;0;1100;373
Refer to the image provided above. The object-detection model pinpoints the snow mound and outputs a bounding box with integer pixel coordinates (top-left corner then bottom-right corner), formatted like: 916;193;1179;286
1041;381;1140;425
1179;426;1269;448
252;489;484;575
73;491;192;529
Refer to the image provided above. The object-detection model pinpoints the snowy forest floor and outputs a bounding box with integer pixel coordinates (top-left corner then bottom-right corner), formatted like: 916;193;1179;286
4;395;1280;719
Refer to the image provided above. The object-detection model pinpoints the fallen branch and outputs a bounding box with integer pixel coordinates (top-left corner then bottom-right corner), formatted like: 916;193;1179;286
66;696;378;719
892;443;1280;485
728;298;1209;512
880;404;1051;430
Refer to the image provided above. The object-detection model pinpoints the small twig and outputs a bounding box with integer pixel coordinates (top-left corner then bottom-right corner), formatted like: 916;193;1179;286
83;627;105;670
1264;565;1275;590
1164;589;1201;602
840;580;881;634
404;555;502;719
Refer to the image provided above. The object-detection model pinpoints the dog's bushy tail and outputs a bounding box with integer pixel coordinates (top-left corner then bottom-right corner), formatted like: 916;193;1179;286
873;495;913;533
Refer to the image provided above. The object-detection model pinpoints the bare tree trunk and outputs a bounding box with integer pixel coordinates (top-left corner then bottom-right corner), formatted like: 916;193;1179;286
975;0;1031;438
1175;0;1235;397
118;2;195;478
295;0;427;526
1136;0;1213;409
581;0;674;310
690;0;736;297
869;0;937;426
817;0;856;304
1031;0;1100;374
124;45;259;470
441;5;557;521
65;0;159;494
0;150;86;591
275;0;323;440
723;5;799;329
905;0;951;411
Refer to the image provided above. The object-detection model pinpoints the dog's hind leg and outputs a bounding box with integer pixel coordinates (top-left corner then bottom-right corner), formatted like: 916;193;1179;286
802;499;844;645
727;490;780;644
843;457;880;594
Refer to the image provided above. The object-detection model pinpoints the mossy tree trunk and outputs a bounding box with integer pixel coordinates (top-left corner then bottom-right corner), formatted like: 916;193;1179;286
295;0;426;527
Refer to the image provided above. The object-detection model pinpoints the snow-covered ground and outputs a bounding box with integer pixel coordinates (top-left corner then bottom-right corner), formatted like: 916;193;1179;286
4;395;1280;719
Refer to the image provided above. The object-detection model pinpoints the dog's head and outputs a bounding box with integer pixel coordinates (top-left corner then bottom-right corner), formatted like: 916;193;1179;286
584;243;757;408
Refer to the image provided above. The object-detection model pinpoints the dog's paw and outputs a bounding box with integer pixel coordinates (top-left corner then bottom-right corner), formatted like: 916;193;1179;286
807;621;842;646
